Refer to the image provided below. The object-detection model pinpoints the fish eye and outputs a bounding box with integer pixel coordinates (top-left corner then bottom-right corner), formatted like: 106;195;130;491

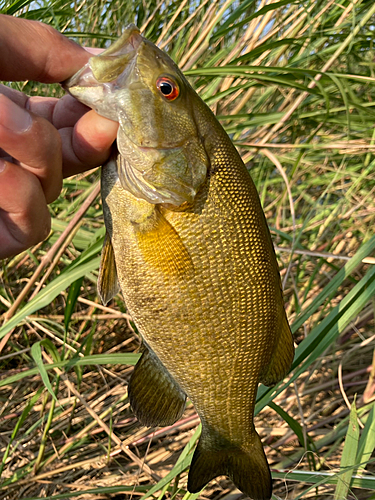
156;76;179;101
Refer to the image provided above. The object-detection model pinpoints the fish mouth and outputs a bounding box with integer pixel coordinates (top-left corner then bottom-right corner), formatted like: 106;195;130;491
62;24;143;91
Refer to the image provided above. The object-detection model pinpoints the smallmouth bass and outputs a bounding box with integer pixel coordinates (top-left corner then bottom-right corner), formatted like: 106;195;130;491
64;25;294;500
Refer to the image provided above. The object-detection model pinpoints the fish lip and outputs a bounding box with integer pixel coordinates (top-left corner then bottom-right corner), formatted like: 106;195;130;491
61;25;143;91
103;24;142;55
61;70;87;92
61;73;78;91
128;31;143;51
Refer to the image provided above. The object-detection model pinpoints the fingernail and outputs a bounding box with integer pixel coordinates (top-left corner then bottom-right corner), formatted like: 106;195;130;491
0;159;6;173
0;95;32;133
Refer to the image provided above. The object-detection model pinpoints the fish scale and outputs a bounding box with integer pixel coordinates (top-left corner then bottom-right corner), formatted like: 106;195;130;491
63;24;294;500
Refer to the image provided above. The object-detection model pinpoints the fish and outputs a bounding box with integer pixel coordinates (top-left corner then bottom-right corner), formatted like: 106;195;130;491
63;24;294;500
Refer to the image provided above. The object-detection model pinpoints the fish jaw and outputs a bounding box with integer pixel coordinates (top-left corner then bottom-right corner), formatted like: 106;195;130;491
62;25;143;121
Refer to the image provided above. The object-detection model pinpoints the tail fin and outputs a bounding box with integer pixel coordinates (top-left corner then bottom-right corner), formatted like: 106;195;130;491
188;429;272;500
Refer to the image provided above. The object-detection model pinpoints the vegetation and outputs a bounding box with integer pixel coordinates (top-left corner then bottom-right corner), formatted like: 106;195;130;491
1;0;375;498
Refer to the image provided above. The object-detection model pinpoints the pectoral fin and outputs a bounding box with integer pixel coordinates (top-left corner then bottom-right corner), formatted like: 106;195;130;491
260;313;294;387
97;233;120;305
128;344;186;427
135;208;193;277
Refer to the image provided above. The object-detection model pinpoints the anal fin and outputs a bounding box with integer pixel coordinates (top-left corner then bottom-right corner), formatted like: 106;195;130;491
260;313;294;387
97;232;120;305
128;344;186;427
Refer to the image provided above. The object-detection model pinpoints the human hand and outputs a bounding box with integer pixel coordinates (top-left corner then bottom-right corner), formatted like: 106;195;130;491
0;15;118;259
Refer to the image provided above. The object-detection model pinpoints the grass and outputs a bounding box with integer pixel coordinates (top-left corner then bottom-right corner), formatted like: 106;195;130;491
2;0;375;498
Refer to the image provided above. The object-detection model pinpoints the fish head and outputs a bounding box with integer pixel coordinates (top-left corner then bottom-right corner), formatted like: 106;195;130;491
63;25;209;206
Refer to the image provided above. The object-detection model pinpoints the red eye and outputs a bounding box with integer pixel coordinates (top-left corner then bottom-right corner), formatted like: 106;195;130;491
156;76;179;101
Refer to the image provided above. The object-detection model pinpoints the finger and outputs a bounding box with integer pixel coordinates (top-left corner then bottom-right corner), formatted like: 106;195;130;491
0;159;50;259
26;96;59;123
1;83;59;123
0;84;88;127
60;110;118;178
0;94;62;203
52;94;90;129
0;14;90;82
0;83;28;108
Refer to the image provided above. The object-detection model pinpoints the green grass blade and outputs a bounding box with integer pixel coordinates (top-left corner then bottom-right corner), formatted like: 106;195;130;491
0;388;43;479
140;455;192;500
334;400;360;500
1;0;33;14
256;262;375;413
0;353;141;388
291;235;375;334
30;341;58;402
140;425;201;500
356;403;375;475
19;485;149;500
213;0;293;40
269;401;307;448
272;469;375;491
64;277;84;331
0;256;100;341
